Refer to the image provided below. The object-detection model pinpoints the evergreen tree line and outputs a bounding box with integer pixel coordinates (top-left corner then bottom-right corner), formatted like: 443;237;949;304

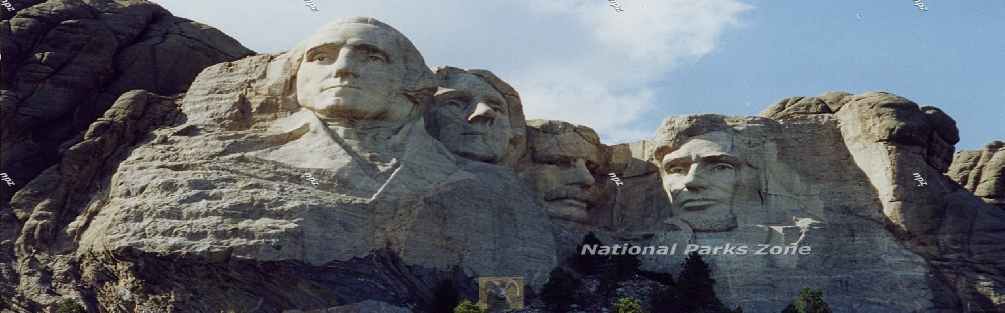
430;232;832;313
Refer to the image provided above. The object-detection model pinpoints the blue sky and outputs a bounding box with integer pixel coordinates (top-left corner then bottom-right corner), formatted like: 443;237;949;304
154;0;1002;149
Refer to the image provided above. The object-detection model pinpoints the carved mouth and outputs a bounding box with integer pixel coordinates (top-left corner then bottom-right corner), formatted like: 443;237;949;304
547;198;589;209
680;199;717;211
323;85;360;91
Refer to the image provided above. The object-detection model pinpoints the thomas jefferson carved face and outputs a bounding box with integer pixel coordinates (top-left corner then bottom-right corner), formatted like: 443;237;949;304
523;122;604;224
430;71;513;163
660;131;741;232
295;22;410;121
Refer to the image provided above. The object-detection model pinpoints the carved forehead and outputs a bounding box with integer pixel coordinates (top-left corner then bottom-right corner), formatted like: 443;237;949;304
437;72;506;103
303;23;399;57
662;131;738;162
528;120;602;163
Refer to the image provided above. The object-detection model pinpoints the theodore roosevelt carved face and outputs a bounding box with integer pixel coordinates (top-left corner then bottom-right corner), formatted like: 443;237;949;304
522;121;605;224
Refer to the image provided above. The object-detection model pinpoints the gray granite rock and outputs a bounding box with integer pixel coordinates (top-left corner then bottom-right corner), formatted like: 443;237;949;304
0;0;253;206
948;141;1005;209
2;5;1004;313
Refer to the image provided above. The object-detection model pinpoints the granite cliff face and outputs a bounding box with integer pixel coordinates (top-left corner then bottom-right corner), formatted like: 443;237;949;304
949;141;1005;210
1;2;1004;313
0;0;254;203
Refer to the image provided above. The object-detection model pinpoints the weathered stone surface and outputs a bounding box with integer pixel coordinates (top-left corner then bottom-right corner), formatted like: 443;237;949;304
759;96;831;120
518;120;611;226
4;15;556;312
949;140;1005;209
6;89;182;311
0;0;254;206
426;67;527;166
283;300;413;313
2;5;1004;313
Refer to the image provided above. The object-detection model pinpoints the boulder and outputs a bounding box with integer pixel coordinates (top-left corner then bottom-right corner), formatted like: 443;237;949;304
948;141;1005;209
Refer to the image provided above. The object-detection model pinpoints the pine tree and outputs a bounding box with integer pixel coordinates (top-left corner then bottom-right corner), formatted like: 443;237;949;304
541;267;580;312
453;300;484;313
614;297;644;313
609;245;642;281
429;279;460;313
650;285;685;313
571;232;605;275
781;288;832;313
677;252;721;312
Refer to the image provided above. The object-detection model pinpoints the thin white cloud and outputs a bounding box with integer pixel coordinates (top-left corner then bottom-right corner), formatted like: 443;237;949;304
153;0;752;144
511;0;753;143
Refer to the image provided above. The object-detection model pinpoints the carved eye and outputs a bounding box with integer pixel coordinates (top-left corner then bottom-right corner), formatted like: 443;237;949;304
445;99;467;107
667;166;687;175
311;53;331;63
367;53;387;63
711;163;734;171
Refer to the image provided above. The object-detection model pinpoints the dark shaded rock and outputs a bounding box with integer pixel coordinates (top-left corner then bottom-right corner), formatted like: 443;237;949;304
0;0;253;206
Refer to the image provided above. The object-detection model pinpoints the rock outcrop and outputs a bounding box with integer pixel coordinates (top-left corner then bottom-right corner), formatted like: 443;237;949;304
2;3;1004;313
949;141;1005;209
0;0;254;205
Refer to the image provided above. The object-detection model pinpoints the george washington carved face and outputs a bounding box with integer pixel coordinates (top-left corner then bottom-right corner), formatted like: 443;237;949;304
292;17;433;123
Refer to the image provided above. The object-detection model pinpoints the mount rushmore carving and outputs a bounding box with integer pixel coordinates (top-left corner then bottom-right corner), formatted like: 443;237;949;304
1;5;1003;313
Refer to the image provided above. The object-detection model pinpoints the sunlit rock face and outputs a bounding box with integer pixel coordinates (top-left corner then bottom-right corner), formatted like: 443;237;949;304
519;120;610;226
948;141;1005;209
2;3;1004;312
623;113;942;313
5;15;555;312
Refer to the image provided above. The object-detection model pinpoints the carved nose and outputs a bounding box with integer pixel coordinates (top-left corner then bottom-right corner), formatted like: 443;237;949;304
331;50;358;79
681;166;705;192
467;102;495;124
568;159;596;187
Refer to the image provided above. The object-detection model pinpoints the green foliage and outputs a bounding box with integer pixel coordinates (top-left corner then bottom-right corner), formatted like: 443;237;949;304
541;267;579;312
55;299;86;313
782;288;832;313
614;297;644;313
453;300;484;313
429;279;460;313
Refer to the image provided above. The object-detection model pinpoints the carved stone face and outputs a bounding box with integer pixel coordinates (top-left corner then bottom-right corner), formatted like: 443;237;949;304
296;23;410;121
660;131;741;232
524;126;603;223
430;72;513;163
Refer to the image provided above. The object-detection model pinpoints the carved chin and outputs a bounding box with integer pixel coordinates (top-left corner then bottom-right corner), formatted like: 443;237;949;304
678;210;737;232
545;203;590;223
450;136;505;163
